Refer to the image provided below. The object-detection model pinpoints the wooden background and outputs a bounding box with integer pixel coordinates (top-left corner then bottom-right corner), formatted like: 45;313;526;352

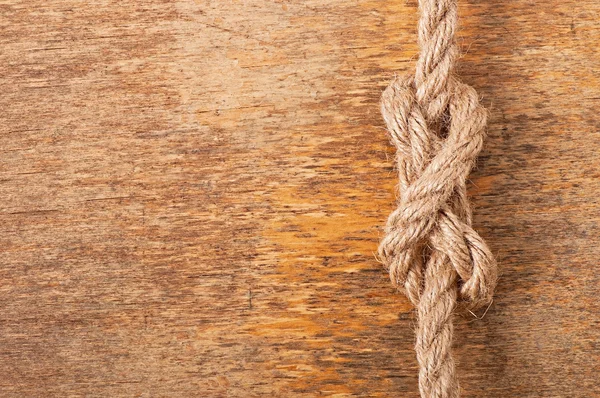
1;0;599;396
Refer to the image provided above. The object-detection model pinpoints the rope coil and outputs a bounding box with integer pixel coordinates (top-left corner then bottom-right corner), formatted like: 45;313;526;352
379;1;497;396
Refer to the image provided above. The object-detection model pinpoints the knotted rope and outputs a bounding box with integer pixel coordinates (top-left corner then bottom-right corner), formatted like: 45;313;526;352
378;0;497;397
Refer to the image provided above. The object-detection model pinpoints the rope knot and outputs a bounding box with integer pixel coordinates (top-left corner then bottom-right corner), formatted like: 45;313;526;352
378;74;497;309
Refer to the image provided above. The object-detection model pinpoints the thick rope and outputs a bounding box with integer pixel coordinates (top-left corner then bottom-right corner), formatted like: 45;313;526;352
379;1;497;397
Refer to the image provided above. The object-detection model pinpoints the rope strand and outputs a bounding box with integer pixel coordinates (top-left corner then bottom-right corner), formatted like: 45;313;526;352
379;1;497;396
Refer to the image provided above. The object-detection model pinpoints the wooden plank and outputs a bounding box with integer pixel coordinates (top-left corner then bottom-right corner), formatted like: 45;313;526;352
1;0;599;396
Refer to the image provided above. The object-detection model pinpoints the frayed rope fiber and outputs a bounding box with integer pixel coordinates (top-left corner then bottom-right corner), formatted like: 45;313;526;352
378;0;498;397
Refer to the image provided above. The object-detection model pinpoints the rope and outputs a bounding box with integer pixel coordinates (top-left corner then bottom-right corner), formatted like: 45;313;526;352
378;1;498;396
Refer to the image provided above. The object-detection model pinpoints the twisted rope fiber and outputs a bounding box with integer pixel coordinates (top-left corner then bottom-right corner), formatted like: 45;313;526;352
379;0;497;397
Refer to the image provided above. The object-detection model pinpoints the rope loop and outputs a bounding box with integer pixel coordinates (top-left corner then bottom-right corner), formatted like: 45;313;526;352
379;75;497;308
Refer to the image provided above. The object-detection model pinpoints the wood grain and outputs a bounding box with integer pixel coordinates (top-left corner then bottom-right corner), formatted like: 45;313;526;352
1;0;599;396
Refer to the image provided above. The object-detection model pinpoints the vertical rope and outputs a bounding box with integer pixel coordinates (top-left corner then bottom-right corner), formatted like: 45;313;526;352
378;1;498;396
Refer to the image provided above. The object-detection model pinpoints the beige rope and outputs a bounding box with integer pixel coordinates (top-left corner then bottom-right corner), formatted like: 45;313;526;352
378;0;498;397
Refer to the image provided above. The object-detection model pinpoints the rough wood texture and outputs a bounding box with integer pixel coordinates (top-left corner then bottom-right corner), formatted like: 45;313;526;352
1;1;599;397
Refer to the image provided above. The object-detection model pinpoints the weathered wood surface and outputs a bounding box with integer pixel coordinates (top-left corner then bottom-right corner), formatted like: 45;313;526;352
1;0;599;396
